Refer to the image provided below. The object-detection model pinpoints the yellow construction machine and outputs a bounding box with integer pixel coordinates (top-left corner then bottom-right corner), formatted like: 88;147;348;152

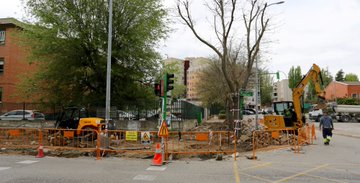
264;64;326;130
54;107;106;135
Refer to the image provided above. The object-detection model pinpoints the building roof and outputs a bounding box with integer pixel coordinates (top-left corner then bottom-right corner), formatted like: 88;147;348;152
334;81;360;86
0;18;24;27
343;81;360;86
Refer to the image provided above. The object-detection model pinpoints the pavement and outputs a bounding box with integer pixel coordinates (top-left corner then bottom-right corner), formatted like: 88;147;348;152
313;121;360;138
1;121;360;183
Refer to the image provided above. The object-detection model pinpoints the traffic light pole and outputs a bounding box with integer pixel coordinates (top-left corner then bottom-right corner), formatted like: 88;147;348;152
161;73;168;164
162;73;168;121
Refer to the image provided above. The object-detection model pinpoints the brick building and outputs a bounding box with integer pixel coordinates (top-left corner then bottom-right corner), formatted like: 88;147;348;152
325;81;360;100
0;18;38;103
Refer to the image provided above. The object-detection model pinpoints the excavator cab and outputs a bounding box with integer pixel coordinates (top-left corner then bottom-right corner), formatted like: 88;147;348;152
273;101;297;127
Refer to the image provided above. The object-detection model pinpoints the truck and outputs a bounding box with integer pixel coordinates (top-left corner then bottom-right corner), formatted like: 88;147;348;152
330;103;360;122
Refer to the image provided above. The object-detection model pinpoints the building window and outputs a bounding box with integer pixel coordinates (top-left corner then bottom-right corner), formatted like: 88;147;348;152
0;30;5;45
0;58;3;74
0;88;2;102
352;93;358;98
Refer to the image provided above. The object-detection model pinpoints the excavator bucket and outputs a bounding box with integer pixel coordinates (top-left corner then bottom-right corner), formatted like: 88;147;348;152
317;96;327;109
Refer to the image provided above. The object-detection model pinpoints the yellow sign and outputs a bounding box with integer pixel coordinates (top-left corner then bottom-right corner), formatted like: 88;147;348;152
141;132;151;144
126;131;138;141
158;120;169;137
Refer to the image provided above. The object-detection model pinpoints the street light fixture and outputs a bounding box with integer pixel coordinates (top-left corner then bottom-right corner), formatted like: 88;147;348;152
254;1;284;130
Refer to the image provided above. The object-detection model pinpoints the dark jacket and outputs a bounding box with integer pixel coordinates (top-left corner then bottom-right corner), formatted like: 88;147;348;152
320;115;333;129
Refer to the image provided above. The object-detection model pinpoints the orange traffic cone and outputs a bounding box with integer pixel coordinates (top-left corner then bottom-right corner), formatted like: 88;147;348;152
36;144;44;158
311;124;317;140
152;143;163;166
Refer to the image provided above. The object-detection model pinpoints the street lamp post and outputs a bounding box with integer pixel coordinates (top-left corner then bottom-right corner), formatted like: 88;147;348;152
105;0;113;134
254;1;284;130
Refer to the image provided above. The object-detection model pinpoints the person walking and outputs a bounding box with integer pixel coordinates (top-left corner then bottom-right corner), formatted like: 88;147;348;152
319;111;334;145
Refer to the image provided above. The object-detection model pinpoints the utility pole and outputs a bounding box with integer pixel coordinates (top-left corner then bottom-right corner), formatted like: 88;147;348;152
105;0;113;134
254;1;285;130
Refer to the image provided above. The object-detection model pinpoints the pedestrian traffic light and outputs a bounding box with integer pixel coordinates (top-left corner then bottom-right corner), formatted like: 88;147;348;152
166;73;174;91
154;83;162;97
276;72;280;80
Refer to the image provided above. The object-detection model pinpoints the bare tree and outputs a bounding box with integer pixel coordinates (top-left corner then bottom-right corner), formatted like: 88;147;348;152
177;0;276;125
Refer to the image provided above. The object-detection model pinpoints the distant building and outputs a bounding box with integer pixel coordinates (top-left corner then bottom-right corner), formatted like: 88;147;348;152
325;81;360;100
163;57;185;86
272;79;292;102
185;57;210;101
0;18;39;103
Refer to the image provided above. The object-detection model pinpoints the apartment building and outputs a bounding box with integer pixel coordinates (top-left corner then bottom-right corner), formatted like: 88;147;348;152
272;79;292;102
0;18;38;103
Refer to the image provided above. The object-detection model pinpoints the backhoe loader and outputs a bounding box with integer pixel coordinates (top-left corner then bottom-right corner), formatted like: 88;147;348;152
51;107;107;147
264;64;326;130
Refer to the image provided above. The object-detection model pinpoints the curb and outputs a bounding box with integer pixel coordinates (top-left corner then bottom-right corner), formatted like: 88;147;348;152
332;132;360;139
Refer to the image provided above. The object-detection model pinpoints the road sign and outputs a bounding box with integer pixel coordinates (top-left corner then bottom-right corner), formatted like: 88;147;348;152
158;120;169;137
141;132;151;144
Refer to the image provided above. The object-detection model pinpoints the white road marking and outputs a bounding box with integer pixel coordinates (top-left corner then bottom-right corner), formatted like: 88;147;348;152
146;166;167;171
16;160;38;164
133;174;156;181
0;167;11;171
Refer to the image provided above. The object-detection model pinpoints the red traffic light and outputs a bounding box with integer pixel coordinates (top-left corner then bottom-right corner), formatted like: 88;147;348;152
154;83;162;97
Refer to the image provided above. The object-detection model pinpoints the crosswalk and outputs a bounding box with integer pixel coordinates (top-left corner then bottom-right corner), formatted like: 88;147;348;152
133;166;167;181
0;160;38;172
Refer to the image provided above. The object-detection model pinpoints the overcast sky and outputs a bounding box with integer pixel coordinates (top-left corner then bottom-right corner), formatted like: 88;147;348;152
1;0;359;80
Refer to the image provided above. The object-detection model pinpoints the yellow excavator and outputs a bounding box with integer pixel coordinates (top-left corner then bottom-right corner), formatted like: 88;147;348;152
264;64;326;130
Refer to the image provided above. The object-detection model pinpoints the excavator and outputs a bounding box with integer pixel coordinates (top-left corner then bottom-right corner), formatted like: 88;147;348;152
264;64;326;130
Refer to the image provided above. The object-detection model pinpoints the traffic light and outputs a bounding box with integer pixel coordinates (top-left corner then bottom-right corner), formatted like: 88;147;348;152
166;73;174;91
154;83;161;96
276;72;280;80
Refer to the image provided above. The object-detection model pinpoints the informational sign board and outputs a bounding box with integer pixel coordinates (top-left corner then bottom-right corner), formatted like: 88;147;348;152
126;131;138;141
141;131;151;144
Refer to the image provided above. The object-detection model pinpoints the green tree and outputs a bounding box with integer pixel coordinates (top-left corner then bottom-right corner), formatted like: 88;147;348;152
335;69;345;81
288;66;302;89
344;73;359;81
19;0;168;108
260;71;273;107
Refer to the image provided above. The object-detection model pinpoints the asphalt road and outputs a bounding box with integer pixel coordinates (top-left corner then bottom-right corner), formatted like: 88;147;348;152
1;123;360;183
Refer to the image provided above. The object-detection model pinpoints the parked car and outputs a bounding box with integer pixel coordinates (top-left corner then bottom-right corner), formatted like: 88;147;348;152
0;110;45;121
309;108;323;122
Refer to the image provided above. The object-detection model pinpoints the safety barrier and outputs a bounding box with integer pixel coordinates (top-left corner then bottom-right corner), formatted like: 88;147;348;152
294;123;317;153
251;128;297;159
0;128;41;149
0;128;236;160
102;130;236;159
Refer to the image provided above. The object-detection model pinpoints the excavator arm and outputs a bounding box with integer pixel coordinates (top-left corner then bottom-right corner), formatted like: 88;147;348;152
292;64;326;129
